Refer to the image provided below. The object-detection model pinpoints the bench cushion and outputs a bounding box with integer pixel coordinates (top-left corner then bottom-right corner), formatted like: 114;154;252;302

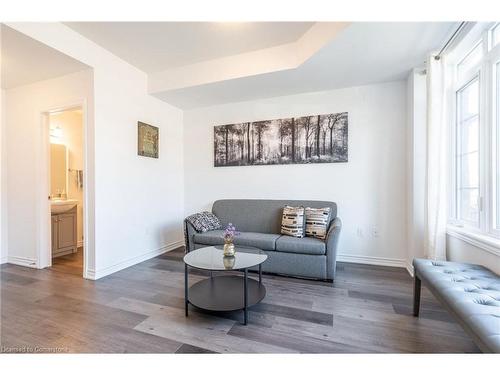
413;258;500;353
276;235;326;255
193;230;280;251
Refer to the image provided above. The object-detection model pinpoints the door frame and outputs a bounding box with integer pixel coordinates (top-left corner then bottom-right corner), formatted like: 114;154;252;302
38;99;92;278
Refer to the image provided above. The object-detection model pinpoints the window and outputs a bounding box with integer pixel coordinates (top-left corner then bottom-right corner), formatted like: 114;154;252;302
492;23;500;48
457;42;483;80
448;22;500;242
496;62;500;229
456;77;480;226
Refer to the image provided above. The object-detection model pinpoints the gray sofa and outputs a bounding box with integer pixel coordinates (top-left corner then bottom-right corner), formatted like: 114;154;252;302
413;258;500;353
184;199;342;281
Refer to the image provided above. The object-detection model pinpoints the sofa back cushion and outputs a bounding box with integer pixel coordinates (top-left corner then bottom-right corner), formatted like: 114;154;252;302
212;199;337;234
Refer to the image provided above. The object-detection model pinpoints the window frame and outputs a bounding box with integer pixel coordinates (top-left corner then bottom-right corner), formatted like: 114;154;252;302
488;45;500;236
453;74;481;228
456;40;483;81
448;23;500;242
490;22;500;49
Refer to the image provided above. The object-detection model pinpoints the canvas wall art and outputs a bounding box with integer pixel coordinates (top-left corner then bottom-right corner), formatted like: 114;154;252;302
137;121;159;159
214;112;348;167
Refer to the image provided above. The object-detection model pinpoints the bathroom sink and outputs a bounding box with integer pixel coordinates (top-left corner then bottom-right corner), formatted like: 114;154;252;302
51;199;78;214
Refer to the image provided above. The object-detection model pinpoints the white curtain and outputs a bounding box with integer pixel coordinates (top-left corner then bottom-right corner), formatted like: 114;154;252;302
424;53;448;261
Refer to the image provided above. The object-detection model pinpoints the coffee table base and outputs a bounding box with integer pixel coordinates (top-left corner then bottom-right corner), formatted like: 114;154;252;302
186;275;266;325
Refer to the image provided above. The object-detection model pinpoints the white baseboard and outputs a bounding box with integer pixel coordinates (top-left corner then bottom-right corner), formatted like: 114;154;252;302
85;268;96;280
337;253;415;277
406;261;415;277
0;256;8;265
337;253;407;269
77;240;84;248
7;255;38;268
86;240;184;280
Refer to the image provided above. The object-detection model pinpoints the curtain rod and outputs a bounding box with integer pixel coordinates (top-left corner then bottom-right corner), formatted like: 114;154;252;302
434;22;467;60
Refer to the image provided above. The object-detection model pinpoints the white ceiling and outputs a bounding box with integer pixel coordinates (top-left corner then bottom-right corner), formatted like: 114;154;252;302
65;22;314;73
1;25;89;90
2;22;457;109
151;22;456;109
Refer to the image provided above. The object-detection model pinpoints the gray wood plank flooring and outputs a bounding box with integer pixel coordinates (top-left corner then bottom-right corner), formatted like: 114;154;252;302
0;247;480;353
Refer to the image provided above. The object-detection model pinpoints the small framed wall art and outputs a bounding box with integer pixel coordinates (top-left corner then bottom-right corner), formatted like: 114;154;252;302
137;121;159;159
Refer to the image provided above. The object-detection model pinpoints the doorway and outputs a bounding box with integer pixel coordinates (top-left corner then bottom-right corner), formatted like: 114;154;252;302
43;104;88;277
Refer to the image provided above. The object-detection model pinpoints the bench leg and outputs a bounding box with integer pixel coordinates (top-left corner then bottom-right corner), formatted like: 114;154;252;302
413;275;421;317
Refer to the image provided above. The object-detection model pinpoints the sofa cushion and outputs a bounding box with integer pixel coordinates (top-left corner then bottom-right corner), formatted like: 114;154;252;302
192;229;225;246
212;199;337;234
275;235;326;255
193;230;280;251
281;206;305;238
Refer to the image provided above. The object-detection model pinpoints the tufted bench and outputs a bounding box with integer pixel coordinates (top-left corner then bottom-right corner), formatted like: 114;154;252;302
413;258;500;353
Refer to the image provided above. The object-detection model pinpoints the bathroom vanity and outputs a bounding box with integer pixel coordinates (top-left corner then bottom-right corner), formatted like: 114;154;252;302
50;142;80;258
51;204;78;257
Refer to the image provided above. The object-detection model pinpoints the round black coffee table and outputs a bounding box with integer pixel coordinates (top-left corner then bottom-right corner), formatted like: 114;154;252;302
183;245;268;325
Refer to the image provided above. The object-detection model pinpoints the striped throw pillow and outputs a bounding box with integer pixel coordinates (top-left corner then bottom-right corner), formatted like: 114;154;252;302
305;207;331;240
281;206;305;238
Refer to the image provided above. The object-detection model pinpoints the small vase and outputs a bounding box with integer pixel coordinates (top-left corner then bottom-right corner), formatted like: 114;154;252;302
223;255;235;269
223;241;235;256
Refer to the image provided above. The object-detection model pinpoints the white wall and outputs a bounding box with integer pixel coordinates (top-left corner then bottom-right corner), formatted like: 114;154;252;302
4;70;93;268
0;87;6;265
0;26;6;265
184;81;408;267
406;68;427;274
447;235;500;274
4;23;185;279
92;82;184;278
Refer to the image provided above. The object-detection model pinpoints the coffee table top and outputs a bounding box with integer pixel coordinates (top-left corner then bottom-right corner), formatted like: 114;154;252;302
183;245;267;271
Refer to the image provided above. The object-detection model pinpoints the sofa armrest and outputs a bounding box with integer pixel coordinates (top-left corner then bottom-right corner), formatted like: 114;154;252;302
325;217;342;280
184;220;198;253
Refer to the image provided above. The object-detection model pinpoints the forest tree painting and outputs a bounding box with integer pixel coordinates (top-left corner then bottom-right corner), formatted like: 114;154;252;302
214;112;348;167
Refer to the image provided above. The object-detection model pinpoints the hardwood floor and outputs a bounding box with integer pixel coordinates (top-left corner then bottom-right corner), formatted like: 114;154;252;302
0;247;480;353
51;247;83;276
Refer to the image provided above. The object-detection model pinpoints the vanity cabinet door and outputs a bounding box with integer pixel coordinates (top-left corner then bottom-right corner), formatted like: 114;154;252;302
57;213;77;249
52;216;59;251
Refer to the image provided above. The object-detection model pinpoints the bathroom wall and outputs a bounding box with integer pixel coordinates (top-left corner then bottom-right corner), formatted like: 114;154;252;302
50;110;84;246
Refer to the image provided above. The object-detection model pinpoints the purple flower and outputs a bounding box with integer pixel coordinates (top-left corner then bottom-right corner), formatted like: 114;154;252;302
223;223;240;241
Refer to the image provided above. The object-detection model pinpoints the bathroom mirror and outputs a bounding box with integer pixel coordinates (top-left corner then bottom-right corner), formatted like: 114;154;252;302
50;143;68;198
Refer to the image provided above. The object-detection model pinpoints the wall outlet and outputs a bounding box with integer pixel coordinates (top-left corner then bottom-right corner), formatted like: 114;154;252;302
371;226;380;238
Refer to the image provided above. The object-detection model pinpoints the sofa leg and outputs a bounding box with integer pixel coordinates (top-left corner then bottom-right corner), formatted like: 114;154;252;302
413;275;421;317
